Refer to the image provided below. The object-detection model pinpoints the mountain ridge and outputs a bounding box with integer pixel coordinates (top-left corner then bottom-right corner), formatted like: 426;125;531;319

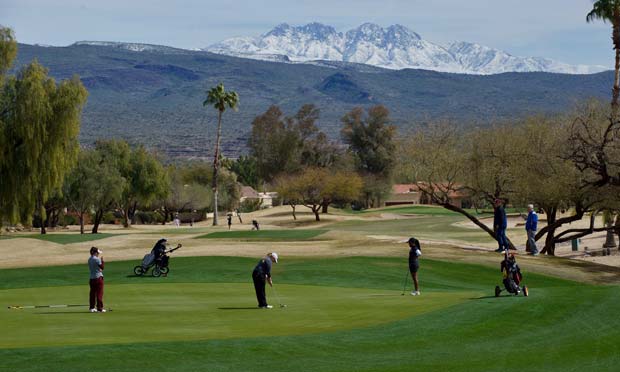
11;42;613;158
205;22;607;75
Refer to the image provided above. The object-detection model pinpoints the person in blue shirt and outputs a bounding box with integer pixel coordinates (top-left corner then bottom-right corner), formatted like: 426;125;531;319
494;198;509;253
524;204;539;256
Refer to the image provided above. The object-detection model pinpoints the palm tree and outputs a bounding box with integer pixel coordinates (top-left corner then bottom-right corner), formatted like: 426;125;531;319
587;0;620;113
203;83;239;225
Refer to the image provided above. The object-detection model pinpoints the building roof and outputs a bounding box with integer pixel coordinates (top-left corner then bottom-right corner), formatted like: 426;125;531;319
392;183;468;198
240;186;260;199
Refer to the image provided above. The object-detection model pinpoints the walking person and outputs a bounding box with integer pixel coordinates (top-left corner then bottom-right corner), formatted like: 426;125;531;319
494;199;509;253
407;238;422;295
227;213;232;230
524;204;539;256
251;252;278;308
88;247;106;313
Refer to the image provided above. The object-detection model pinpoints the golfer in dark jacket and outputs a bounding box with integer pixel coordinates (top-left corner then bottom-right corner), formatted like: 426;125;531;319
151;238;167;261
408;237;422;296
494;199;509;252
252;252;278;309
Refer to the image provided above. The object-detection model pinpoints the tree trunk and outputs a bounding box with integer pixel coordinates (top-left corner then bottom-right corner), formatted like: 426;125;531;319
291;205;297;220
441;202;514;249
129;202;138;225
79;212;85;235
212;111;223;226
39;194;46;235
321;200;329;214
92;209;102;234
615;214;620;250
541;207;557;256
612;21;620;115
603;222;617;248
313;207;320;221
122;207;130;228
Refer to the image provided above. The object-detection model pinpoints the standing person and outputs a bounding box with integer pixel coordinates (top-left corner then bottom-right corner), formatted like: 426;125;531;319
407;237;422;296
174;213;181;227
524;204;539;256
251;252;278;309
88;247;106;313
227;213;232;230
494;199;509;253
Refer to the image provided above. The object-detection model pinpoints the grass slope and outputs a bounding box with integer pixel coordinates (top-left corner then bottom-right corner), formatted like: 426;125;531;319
0;233;120;244
195;229;328;241
1;256;618;371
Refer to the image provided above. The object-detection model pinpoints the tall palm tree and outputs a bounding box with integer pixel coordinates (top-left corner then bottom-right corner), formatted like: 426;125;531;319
587;0;620;114
203;83;239;225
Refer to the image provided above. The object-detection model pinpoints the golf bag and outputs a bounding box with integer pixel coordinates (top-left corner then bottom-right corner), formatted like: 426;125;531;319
495;253;528;297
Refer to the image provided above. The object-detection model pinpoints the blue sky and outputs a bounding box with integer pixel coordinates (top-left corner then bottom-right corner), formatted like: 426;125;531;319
0;0;613;67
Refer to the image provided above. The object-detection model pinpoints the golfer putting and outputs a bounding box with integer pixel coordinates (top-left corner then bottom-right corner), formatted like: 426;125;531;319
251;252;279;309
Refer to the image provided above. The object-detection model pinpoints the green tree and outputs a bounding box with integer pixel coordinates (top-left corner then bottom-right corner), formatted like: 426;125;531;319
277;168;362;221
249;104;341;183
249;105;302;182
0;36;88;232
229;155;259;189
341;105;396;207
587;0;620;112
64;150;101;234
204;83;239;226
120;146;169;227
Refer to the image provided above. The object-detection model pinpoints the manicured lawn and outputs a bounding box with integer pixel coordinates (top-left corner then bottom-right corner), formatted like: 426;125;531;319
1;256;618;371
329;215;494;244
195;229;328;241
1;233;119;245
341;205;522;216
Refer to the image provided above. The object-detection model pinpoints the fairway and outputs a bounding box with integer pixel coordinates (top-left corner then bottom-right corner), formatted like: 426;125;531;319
196;229;328;240
2;256;620;371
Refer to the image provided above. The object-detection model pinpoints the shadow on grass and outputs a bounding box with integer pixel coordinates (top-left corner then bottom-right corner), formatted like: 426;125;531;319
218;307;261;310
470;295;520;300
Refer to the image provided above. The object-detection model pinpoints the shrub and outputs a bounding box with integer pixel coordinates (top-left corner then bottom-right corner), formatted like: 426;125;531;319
239;199;262;213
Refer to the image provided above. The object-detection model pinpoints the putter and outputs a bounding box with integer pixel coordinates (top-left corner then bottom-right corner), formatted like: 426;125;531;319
401;269;409;295
270;285;287;308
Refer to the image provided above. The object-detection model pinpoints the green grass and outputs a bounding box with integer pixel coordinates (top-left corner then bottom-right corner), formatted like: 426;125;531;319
1;256;618;371
195;229;328;241
341;205;523;216
0;233;120;244
329;215;494;244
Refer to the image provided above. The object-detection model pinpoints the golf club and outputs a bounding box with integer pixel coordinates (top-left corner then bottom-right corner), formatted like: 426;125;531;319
401;269;409;295
270;285;287;308
7;304;89;310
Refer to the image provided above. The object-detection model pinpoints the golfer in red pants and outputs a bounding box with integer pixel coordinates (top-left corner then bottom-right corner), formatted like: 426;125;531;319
88;247;106;313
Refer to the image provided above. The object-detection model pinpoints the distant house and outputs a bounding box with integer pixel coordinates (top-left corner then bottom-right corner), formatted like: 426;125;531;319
385;183;470;208
239;186;278;208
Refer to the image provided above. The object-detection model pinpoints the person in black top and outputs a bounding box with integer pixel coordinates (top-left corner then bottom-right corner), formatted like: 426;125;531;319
252;252;278;309
408;237;422;296
151;238;167;261
227;214;232;230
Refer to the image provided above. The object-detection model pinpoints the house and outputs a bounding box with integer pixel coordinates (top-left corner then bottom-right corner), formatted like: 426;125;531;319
239;186;278;208
385;183;470;208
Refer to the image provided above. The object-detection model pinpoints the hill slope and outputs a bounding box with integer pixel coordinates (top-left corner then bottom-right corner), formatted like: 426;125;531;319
12;43;613;158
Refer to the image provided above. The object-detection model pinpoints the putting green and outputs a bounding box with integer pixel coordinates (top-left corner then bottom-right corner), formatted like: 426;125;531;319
2;283;473;348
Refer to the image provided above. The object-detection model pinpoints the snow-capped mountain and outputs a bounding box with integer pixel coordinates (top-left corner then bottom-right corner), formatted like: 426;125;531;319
205;22;607;75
